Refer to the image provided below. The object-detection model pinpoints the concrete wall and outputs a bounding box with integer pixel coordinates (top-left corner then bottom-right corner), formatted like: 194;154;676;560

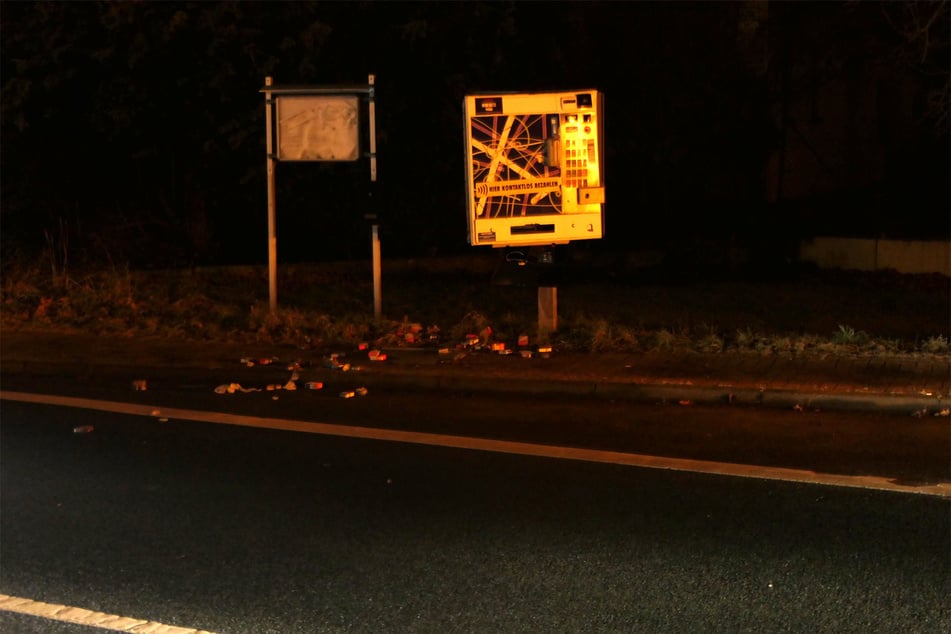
799;237;951;276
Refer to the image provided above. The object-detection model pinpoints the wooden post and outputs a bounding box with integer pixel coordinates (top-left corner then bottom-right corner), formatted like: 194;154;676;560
538;286;557;340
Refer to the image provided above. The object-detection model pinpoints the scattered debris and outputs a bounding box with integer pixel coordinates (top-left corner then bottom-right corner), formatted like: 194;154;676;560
380;318;556;361
237;355;288;368
214;383;261;394
324;353;351;372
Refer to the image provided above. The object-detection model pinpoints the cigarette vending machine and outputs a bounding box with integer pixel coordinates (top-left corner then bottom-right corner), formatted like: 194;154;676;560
463;89;605;247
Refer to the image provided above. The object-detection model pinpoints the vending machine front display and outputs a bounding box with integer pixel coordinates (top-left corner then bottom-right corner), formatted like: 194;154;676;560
464;90;605;247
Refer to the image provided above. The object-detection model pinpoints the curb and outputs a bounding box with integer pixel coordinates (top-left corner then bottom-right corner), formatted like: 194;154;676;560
1;356;946;417
331;371;947;417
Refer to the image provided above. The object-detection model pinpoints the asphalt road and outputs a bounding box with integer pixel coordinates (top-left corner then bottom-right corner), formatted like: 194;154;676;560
1;395;948;633
1;367;948;486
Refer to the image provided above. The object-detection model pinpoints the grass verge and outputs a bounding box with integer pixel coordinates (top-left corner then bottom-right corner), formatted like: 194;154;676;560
2;256;949;357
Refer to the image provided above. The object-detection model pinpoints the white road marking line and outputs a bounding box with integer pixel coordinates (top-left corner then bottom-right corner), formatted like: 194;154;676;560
2;390;949;498
0;593;217;633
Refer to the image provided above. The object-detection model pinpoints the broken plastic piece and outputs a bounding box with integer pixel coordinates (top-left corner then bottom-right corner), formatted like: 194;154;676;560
214;383;261;394
324;354;351;372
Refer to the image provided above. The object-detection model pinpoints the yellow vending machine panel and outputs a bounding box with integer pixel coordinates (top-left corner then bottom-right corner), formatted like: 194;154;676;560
464;90;605;247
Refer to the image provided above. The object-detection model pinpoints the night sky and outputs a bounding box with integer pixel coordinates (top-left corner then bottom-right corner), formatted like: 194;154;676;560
1;1;948;267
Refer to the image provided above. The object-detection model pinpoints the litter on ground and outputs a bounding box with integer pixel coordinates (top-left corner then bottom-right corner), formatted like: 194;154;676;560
214;383;261;394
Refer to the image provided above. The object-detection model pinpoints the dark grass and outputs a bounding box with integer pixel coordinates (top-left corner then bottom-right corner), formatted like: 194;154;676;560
2;253;949;354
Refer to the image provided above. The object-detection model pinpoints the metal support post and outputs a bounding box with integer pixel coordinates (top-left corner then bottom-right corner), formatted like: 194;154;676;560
368;74;377;182
264;76;278;313
372;224;382;320
368;74;381;320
